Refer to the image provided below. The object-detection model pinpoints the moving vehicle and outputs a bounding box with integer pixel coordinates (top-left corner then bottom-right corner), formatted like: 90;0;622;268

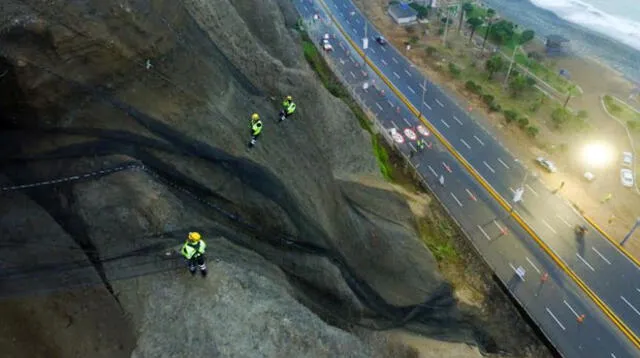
622;151;633;167
575;224;588;237
321;33;333;52
620;168;634;187
535;157;557;173
375;35;386;45
583;172;595;182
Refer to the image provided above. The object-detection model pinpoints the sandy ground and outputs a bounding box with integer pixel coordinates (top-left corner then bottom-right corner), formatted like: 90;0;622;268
351;0;640;259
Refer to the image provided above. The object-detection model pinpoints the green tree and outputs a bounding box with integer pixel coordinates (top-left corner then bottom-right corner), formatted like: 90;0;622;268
526;125;540;138
564;84;579;108
409;3;429;19
448;62;461;78
520;29;535;44
485;54;504;79
551;107;571;128
458;2;475;33
490;20;516;45
466;17;484;44
509;74;534;97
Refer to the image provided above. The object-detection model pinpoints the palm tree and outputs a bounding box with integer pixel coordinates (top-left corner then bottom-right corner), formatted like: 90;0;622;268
467;17;484;44
481;9;496;53
458;2;475;33
563;84;579;108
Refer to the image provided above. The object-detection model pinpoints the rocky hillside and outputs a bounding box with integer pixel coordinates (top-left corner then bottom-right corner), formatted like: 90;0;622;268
0;0;526;357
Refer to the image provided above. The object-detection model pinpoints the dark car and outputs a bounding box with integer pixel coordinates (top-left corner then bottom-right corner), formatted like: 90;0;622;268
375;36;386;45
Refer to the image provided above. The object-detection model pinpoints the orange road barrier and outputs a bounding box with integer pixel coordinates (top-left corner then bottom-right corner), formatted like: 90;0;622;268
578;314;586;323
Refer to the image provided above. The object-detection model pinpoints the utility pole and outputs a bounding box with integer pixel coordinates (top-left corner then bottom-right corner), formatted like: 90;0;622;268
503;45;519;88
481;18;495;53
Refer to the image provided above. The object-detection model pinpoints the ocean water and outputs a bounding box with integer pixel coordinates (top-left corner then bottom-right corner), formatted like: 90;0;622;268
480;0;640;83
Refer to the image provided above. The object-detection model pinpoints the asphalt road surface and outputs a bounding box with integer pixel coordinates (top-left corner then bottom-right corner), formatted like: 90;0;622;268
294;0;640;356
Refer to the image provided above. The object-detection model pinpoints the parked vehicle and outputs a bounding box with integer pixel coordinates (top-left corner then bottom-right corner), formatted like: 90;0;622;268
375;35;386;45
622;151;633;167
535;157;557;173
621;168;634;187
321;33;333;52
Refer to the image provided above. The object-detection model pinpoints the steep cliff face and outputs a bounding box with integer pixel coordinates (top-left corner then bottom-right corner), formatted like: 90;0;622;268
1;0;484;356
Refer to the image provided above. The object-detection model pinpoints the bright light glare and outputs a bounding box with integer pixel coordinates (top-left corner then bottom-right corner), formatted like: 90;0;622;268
582;142;613;168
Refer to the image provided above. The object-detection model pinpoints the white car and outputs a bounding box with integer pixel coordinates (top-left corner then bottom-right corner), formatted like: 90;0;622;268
584;172;595;182
622;151;633;167
535;157;557;173
620;168;634;187
321;34;333;52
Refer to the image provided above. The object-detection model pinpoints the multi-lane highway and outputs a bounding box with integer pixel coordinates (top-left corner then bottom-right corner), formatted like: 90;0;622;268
294;0;640;356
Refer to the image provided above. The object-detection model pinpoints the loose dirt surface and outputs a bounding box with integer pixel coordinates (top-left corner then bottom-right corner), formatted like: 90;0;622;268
352;0;640;259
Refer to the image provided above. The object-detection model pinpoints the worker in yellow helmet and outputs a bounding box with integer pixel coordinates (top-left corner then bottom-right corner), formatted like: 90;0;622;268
249;113;263;148
278;95;296;122
181;232;207;276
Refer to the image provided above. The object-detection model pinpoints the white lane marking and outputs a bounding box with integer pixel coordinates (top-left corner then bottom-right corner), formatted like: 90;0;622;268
391;121;399;130
428;165;437;177
509;263;525;281
465;188;477;201
392;57;398;64
349;71;356;79
402;117;412;126
381;59;388;66
387;100;395;107
525;257;541;274
369;47;375;54
556;215;572;228
563;300;580;318
621;296;640;317
493;220;504;232
460;138;471;149
339;58;346;65
440;119;450;128
611;354;617;358
407;85;416;94
525;184;539;197
478;225;491;241
408;143;416;152
546;307;566;331
592;247;612;265
474;135;485;146
303;5;309;12
419;83;426;91
404;69;412;77
453;116;463;125
576;253;595;272
450;193;463;207
497;158;510;169
435;98;444;107
423;102;432;110
375;102;383;111
541;219;557;234
380;46;386;52
393;71;400;79
483;161;495;174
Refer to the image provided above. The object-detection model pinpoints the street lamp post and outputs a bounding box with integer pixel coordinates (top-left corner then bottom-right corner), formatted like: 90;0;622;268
420;78;427;117
621;217;640;246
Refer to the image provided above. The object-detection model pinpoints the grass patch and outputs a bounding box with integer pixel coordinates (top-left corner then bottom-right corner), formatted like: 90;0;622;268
372;135;393;181
418;208;460;263
604;95;640;123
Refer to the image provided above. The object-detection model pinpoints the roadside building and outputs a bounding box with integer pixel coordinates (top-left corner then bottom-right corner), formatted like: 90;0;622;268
545;34;570;55
388;3;418;25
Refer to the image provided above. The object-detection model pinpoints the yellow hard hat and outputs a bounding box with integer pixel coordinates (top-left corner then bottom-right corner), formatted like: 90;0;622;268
286;95;292;101
188;232;201;242
251;113;260;121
